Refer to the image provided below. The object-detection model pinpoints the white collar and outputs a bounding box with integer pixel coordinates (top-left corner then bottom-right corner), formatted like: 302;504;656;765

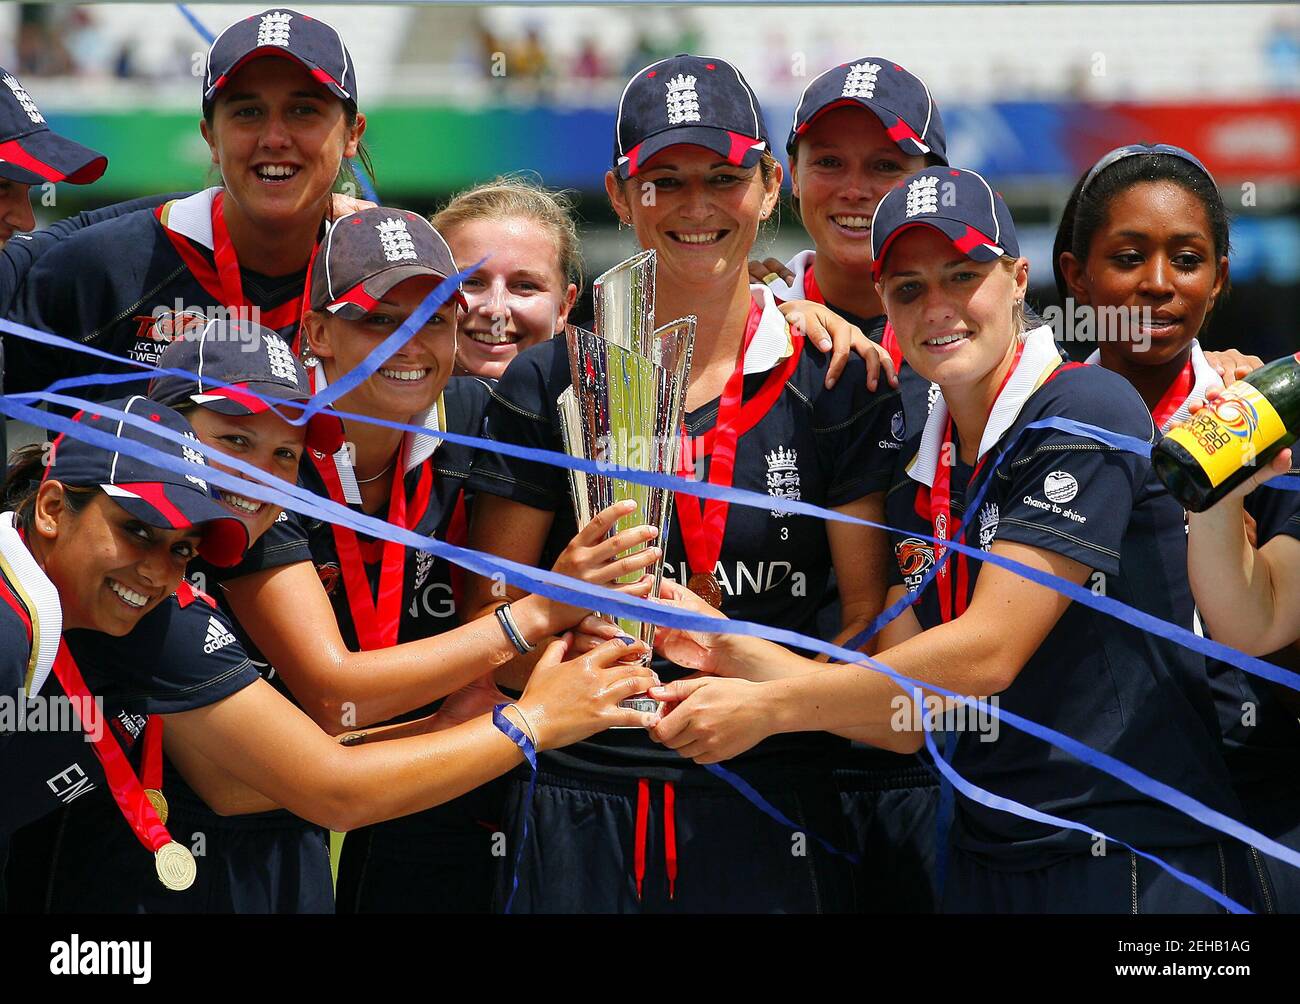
908;324;1063;487
157;187;222;251
743;282;796;375
0;511;63;699
1084;339;1222;434
764;250;816;303
307;361;444;504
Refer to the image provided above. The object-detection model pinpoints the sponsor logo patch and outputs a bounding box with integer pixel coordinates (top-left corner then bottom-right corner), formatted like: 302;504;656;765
1043;471;1079;504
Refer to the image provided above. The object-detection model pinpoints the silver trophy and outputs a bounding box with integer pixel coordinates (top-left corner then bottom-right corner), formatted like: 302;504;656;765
557;250;695;715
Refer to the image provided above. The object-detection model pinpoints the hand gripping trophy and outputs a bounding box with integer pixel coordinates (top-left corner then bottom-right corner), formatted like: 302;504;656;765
557;250;695;715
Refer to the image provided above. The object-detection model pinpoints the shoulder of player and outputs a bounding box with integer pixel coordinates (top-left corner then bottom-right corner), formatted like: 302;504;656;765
443;374;492;433
72;594;250;690
18;204;184;312
485;335;569;422
1019;362;1155;441
790;344;899;427
34;204;170;266
0;595;32;668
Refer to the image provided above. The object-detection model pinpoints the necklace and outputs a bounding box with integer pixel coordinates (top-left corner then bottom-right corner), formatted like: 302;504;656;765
354;457;396;485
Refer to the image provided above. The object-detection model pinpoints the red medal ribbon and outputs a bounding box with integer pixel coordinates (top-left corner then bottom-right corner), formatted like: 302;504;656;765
675;301;805;579
801;259;824;306
1150;355;1196;432
802;257;905;371
880;322;904;372
312;451;435;651
141;715;163;792
50;642;173;854
156;191;307;331
921;340;1024;622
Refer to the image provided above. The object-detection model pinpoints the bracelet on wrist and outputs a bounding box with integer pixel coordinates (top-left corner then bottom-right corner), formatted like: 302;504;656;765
495;602;535;655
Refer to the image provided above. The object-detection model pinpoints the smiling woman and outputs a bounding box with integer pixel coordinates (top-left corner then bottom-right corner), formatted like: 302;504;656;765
636;166;1266;914
463;54;904;915
0;389;656;917
1054;143;1300;913
432;177;581;380
5;8;370;400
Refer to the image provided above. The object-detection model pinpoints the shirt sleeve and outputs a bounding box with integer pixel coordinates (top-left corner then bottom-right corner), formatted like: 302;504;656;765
66;597;260;716
465;339;569;513
3;217;131;394
988;367;1155;577
227;508;314;580
1246;459;1300;545
811;352;901;505
0;196;181;317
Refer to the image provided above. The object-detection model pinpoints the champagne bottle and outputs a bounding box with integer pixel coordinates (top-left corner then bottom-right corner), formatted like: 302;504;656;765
1153;351;1300;512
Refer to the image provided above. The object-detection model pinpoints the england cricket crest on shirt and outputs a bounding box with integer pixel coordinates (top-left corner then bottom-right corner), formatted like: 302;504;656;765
413;548;434;590
765;446;801;518
977;502;999;551
257;10;293;47
665;74;701;125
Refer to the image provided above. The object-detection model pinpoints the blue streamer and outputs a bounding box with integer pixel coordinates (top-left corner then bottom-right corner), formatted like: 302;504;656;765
7;317;1300;907
175;3;211;42
700;762;860;864
492;704;538;915
6;391;1300;901
919;730;1249;913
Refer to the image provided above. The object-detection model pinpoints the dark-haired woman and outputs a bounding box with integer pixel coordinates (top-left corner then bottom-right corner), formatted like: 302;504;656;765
5;8;374;398
466;55;902;914
7;211;662;914
645;166;1261;913
1055;143;1300;911
2;393;657;913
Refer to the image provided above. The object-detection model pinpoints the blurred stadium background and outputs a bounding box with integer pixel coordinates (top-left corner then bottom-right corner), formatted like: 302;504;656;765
5;1;1299;358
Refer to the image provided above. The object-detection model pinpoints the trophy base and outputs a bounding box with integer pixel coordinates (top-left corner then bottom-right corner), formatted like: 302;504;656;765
613;694;665;725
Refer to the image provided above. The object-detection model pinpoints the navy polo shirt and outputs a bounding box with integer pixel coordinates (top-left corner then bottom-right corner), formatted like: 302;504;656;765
885;328;1242;867
1;581;258;839
467;285;900;779
6;188;305;398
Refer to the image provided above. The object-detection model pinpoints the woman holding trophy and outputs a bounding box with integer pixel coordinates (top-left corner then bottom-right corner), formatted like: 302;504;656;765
465;55;904;913
644;167;1261;912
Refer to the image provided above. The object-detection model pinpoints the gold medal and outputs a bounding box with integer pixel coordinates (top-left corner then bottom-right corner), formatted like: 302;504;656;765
145;788;169;825
155;841;196;891
687;572;723;609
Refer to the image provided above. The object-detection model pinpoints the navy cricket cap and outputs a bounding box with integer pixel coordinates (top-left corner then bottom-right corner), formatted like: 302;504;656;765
788;58;946;163
871;167;1018;280
0;67;106;185
203;8;356;114
613;54;770;180
45;397;249;567
148;319;344;456
310;207;465;320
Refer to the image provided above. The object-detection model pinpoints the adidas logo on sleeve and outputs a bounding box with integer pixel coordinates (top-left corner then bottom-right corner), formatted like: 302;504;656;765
204;615;237;654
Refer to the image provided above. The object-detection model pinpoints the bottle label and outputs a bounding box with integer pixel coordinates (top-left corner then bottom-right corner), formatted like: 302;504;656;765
1165;381;1288;487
